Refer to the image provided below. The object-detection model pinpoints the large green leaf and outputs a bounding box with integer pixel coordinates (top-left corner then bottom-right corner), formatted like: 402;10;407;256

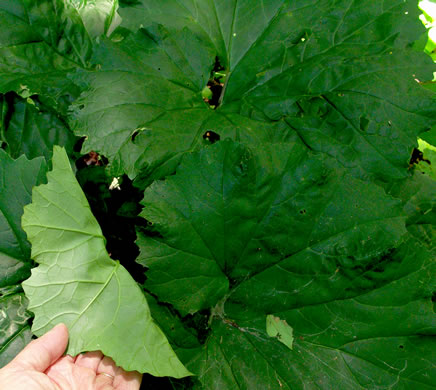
0;0;119;111
135;140;435;388
0;1;433;388
0;150;46;281
137;140;407;314
196;234;435;390
0;293;32;368
2;94;77;162
21;146;190;377
0;151;45;366
71;0;436;183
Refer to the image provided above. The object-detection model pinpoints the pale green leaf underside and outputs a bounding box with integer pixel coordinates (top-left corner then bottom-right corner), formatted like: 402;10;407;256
21;146;190;377
68;0;121;38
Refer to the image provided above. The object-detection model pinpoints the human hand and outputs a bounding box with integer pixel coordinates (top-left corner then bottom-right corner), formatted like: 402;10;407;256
0;323;142;390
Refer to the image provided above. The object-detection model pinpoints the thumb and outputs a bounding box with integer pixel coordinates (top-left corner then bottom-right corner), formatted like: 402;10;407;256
9;323;69;372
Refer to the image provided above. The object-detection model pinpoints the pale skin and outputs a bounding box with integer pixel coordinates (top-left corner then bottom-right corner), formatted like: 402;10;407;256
0;324;142;390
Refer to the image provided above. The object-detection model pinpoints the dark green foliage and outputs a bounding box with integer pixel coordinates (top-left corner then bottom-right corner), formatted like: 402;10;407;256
0;1;435;388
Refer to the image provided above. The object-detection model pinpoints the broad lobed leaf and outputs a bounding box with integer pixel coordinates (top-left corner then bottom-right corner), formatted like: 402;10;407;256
0;0;433;388
21;146;190;377
137;141;435;389
71;0;436;184
138;140;407;313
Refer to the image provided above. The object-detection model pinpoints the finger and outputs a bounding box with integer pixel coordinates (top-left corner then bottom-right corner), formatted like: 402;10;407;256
8;323;69;372
97;356;118;377
97;356;142;390
75;351;104;372
95;372;115;390
63;355;75;363
52;354;74;366
45;355;75;378
113;369;142;390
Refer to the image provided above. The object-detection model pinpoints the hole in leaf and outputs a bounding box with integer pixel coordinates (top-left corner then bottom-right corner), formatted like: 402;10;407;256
76;151;107;170
203;130;220;144
409;148;430;166
73;136;86;153
399;345;404;349
203;56;226;108
131;130;139;142
299;209;306;215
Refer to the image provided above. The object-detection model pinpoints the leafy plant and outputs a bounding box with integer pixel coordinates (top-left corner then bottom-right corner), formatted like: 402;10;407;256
420;0;436;61
0;0;435;389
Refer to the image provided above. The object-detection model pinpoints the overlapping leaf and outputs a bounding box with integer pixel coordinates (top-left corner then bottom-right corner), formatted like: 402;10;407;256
0;151;46;366
0;150;46;284
68;0;121;38
135;140;436;388
0;0;119;112
1;94;77;162
0;1;433;388
21;146;189;377
0;293;32;367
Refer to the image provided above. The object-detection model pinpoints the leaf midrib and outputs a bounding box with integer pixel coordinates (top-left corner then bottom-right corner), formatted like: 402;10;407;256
69;261;120;331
